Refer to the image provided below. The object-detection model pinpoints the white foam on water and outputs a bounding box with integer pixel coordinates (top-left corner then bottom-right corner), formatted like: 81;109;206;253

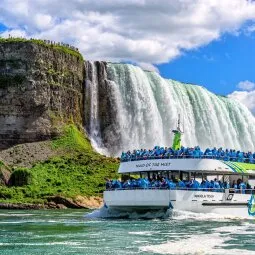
140;231;255;255
128;231;160;236
140;233;226;254
0;213;34;217
0;241;82;246
215;223;255;235
171;209;252;221
0;219;66;224
85;207;109;218
140;219;255;255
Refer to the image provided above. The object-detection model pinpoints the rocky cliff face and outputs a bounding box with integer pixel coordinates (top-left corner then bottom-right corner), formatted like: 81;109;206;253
0;41;84;149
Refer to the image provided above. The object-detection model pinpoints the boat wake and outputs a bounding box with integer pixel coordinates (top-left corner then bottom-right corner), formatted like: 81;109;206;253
140;221;255;255
171;209;253;221
85;207;253;220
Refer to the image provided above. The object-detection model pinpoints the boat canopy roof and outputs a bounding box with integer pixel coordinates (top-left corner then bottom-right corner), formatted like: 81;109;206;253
118;158;255;175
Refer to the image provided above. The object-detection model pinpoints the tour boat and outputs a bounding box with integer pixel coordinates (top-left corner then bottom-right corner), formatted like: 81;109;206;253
103;117;255;217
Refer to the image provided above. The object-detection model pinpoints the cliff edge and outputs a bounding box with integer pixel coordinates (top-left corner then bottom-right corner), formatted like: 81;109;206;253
0;39;84;149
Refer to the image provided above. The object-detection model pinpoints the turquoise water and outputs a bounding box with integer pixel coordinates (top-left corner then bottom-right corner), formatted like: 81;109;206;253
0;209;255;255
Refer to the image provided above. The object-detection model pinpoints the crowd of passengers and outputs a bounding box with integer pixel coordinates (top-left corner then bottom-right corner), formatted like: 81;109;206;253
106;176;253;193
121;146;255;163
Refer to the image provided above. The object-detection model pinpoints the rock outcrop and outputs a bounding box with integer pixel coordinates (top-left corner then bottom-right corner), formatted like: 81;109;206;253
0;41;84;149
0;165;11;185
0;140;57;168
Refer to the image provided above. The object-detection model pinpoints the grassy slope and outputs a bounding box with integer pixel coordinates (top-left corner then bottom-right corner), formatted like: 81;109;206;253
0;125;119;204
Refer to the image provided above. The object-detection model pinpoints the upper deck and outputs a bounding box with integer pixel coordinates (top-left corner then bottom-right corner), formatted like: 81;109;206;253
120;121;255;175
119;157;255;174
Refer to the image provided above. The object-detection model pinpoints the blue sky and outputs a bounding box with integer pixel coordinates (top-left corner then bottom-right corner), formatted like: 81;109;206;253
158;32;255;96
0;24;6;32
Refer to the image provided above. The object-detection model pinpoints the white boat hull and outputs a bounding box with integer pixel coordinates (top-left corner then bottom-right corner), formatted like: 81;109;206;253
104;189;251;217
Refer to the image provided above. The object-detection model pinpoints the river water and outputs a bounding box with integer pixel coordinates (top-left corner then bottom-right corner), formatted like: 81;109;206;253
0;209;254;255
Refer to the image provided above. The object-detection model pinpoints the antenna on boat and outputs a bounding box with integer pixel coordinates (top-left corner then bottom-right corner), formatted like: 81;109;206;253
177;113;181;132
172;114;183;150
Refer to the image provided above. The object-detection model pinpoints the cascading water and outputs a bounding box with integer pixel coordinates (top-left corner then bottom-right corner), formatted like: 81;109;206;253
84;61;108;155
84;61;255;156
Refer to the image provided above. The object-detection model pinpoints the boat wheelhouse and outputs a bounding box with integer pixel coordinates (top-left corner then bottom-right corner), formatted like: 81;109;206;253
103;117;255;217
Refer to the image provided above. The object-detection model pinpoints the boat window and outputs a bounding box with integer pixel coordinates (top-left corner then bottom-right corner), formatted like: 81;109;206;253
171;171;180;181
180;172;189;181
193;172;203;183
248;175;255;189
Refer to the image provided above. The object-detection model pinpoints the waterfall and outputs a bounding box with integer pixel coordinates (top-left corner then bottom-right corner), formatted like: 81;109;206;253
84;62;255;156
84;61;108;155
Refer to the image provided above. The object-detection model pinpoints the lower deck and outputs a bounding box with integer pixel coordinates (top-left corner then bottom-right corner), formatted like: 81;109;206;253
104;189;253;217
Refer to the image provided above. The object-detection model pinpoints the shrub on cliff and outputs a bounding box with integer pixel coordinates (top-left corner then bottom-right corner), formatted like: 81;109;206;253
9;168;32;186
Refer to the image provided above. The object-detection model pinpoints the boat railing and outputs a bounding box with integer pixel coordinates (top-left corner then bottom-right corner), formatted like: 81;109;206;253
106;187;255;194
121;154;255;163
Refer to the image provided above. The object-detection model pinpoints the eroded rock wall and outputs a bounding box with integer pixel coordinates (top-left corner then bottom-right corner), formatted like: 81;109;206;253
0;42;84;149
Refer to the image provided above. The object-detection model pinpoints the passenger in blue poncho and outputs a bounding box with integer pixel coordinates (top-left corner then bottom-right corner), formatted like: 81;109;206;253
112;180;122;189
239;182;247;194
209;180;215;189
105;179;112;189
178;179;186;188
207;149;213;158
212;147;217;157
232;180;238;192
161;178;168;188
193;147;201;158
187;148;193;158
186;179;193;188
166;179;176;189
121;152;126;161
200;179;208;190
237;151;244;162
224;181;230;189
249;153;254;163
191;179;200;189
231;150;237;161
123;179;131;189
130;179;138;188
213;178;220;190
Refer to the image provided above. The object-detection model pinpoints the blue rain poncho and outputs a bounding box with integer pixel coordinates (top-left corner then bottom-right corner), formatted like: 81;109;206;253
166;180;176;189
239;182;246;194
191;180;200;189
112;180;122;189
178;180;186;188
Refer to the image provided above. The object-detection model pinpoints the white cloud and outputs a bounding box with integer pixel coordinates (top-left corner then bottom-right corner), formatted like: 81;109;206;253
237;80;255;91
34;14;54;30
228;90;255;114
0;0;255;65
246;24;255;33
